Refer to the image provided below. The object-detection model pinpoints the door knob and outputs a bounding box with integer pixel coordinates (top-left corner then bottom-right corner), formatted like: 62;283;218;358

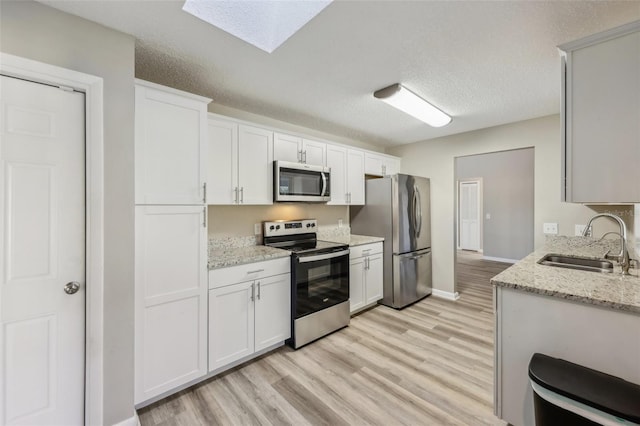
64;281;80;295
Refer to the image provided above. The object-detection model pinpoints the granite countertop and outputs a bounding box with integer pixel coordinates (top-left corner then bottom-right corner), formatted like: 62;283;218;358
208;245;290;270
321;234;384;247
491;236;640;314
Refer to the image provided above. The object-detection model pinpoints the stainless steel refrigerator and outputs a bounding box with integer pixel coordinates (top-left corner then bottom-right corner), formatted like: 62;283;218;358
350;174;432;308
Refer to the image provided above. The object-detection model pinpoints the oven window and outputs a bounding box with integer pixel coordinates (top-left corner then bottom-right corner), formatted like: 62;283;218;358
279;168;322;196
295;253;349;318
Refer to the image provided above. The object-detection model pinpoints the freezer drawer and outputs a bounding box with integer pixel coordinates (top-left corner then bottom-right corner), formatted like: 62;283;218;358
390;248;432;308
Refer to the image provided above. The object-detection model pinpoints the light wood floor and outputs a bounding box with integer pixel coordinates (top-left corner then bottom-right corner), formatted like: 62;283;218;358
139;251;511;425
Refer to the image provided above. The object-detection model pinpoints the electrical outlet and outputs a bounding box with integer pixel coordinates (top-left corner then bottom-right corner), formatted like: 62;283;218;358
254;223;261;235
543;223;558;235
338;219;343;228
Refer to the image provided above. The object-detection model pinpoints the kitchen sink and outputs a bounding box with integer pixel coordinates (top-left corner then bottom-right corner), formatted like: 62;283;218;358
537;254;614;273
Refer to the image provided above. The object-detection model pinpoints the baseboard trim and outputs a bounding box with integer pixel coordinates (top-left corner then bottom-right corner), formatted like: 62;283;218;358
112;413;139;426
432;289;460;301
482;255;518;264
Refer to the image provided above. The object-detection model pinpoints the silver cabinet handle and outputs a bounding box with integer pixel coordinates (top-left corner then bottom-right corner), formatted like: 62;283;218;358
298;150;302;162
64;281;80;295
203;182;207;204
303;150;307;163
203;207;207;227
251;283;255;302
247;269;264;274
240;187;244;203
256;281;261;300
234;187;239;204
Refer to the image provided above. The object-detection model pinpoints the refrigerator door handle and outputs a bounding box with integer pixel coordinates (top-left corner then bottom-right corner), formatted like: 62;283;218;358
414;185;422;238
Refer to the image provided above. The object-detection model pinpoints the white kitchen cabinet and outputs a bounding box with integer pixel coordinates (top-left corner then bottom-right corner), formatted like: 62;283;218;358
326;145;365;205
274;132;326;165
364;152;401;177
494;286;640;426
135;80;210;205
559;21;640;203
134;205;208;404
208;258;290;372
349;242;384;313
207;115;273;205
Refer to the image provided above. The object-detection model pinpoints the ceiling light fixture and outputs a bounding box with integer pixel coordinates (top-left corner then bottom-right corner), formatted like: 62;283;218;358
373;83;452;127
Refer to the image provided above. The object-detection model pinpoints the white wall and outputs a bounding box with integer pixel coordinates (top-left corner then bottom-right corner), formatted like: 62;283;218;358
389;115;634;295
0;1;135;424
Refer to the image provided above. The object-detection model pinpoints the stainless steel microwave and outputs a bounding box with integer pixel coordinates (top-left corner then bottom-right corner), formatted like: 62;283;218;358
274;161;331;202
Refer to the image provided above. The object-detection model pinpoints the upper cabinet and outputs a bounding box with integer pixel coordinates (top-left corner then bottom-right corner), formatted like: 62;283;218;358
560;21;640;203
273;132;326;165
135;80;211;205
364;152;401;177
326;145;365;205
207;115;273;205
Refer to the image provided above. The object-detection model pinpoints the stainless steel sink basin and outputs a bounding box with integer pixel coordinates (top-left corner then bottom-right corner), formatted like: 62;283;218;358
537;254;614;273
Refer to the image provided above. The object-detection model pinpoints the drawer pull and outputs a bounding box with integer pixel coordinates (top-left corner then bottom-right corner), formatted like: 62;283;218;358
247;269;265;274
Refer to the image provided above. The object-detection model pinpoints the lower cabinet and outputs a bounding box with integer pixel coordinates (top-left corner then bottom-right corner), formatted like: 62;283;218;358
134;205;208;404
349;242;383;313
208;258;291;372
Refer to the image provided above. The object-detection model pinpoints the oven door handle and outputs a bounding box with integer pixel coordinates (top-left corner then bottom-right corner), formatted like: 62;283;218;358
297;249;350;263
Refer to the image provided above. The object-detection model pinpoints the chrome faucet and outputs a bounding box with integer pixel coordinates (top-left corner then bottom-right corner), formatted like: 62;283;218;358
582;213;630;275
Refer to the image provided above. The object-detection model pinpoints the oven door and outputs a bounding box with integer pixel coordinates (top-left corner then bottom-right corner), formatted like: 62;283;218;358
294;249;349;318
274;161;330;202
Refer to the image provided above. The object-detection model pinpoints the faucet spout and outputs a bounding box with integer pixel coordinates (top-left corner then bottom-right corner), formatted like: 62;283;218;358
582;213;630;275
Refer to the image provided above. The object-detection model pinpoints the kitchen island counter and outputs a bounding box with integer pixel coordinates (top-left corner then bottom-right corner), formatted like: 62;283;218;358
491;236;640;314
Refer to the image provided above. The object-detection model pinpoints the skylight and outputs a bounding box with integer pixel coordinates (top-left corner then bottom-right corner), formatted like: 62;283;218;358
182;0;333;53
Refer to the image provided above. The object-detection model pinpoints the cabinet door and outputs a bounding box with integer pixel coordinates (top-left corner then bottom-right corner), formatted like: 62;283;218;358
326;144;347;205
238;125;273;205
207;118;238;204
384;157;400;176
274;133;302;163
208;281;255;371
135;205;208;404
347;149;365;205
254;273;291;352
564;29;640;202
349;258;365;313
364;153;384;176
135;85;207;205
302;139;326;166
365;254;384;305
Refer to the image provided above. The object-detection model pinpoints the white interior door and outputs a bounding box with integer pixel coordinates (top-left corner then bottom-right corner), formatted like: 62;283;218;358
0;75;85;425
459;180;481;251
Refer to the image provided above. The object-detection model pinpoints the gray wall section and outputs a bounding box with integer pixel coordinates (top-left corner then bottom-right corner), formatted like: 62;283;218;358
456;148;534;260
0;1;135;424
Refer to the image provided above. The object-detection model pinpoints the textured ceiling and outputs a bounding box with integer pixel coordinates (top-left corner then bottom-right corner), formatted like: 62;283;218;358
39;0;640;147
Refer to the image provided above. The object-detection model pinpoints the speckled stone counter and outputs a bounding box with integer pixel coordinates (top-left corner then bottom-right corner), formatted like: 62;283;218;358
321;234;384;247
491;236;640;313
208;245;290;270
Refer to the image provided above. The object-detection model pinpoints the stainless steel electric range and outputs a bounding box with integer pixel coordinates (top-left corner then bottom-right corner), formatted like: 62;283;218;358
263;219;350;349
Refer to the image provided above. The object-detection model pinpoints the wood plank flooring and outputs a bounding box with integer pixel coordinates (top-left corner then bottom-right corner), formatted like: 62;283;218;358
138;251;511;425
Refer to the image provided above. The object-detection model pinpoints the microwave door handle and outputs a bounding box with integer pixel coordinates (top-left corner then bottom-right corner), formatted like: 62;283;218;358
321;172;328;197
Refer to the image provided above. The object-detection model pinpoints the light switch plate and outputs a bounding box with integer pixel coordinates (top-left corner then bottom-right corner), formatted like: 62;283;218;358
254;223;261;235
543;223;558;235
338;219;343;228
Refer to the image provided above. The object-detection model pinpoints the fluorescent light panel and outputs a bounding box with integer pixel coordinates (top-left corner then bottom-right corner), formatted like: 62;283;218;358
183;0;333;53
374;84;451;127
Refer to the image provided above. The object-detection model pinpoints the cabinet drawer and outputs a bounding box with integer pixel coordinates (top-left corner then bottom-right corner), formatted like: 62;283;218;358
350;242;383;259
209;257;290;289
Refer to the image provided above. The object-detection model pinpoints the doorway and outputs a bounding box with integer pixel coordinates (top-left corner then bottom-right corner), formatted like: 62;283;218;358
0;53;105;425
458;178;482;252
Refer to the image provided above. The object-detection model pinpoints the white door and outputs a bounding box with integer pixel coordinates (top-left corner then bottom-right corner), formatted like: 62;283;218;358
459;180;481;251
207;118;238;204
326;145;347;205
134;205;208;404
0;75;85;425
208;281;255;371
237;125;273;205
254;273;291;352
273;133;302;163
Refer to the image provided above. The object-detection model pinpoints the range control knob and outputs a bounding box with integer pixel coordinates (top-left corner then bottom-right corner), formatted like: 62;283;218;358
311;223;316;228
269;225;275;230
276;225;280;230
306;223;311;228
